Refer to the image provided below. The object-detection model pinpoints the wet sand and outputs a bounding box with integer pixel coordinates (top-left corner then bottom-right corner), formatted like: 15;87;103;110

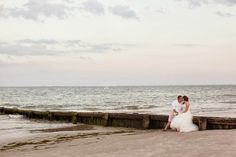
0;125;235;157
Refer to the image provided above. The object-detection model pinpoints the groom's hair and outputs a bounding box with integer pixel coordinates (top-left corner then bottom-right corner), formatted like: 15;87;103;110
177;95;182;100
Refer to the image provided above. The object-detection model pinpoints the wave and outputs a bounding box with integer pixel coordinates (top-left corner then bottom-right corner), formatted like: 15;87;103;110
20;104;66;109
0;127;24;131
221;94;236;97
81;107;104;111
199;108;229;112
8;115;23;119
115;105;157;110
0;103;21;107
220;101;236;104
0;114;23;121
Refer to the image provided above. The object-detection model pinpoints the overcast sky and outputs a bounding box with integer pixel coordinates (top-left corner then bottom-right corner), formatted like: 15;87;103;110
0;0;236;86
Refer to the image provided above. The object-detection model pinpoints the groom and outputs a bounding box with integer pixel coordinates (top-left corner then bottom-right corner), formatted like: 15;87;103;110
163;95;184;131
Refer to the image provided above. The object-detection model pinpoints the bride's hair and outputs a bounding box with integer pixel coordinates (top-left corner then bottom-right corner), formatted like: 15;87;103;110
183;96;189;102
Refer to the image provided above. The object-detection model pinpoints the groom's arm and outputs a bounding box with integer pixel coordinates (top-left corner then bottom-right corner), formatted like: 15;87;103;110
171;103;179;115
173;109;178;115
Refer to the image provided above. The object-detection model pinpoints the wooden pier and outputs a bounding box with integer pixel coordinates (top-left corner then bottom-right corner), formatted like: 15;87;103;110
0;107;235;130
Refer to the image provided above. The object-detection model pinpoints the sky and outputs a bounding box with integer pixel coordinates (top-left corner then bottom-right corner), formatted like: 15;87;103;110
0;0;236;86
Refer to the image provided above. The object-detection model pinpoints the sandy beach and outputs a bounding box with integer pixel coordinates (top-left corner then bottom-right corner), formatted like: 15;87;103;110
0;123;235;157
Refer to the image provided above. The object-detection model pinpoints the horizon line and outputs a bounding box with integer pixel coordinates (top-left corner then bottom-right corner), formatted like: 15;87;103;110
0;84;236;88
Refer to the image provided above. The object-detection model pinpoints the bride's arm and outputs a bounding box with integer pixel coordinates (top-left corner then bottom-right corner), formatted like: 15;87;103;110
182;102;190;113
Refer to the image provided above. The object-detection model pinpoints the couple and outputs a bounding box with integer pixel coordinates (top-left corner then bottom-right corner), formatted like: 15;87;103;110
163;95;198;132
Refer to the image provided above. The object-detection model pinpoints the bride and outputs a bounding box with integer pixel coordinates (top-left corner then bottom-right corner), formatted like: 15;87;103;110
170;96;198;132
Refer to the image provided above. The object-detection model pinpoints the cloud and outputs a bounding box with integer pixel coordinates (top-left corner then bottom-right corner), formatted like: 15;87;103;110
215;0;236;6
0;39;134;56
0;5;3;12
1;0;70;20
0;42;50;56
0;41;7;45
179;0;236;7
18;39;59;44
81;0;105;15
156;8;167;14
0;5;7;17
110;5;138;19
0;41;55;56
1;0;140;20
173;43;203;47
215;11;234;17
187;0;209;7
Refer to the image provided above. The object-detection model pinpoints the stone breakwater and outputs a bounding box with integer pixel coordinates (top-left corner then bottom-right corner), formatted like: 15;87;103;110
0;107;236;130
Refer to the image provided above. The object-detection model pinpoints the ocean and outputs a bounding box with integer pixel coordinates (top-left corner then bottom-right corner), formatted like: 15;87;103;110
1;85;236;117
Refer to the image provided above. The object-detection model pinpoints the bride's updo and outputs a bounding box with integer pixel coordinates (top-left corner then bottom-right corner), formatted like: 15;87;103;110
183;96;189;102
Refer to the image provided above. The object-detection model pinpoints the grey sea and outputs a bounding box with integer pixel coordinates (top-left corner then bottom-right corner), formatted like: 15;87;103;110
0;85;236;117
1;85;236;143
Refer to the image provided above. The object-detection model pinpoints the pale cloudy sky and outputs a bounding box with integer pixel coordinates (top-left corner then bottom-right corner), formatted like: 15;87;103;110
0;0;236;86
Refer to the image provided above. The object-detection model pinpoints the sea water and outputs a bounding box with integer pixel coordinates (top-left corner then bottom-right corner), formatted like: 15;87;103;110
0;85;236;117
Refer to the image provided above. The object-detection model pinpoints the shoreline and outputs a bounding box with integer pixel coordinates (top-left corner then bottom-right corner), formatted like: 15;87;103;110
0;110;236;157
0;126;235;157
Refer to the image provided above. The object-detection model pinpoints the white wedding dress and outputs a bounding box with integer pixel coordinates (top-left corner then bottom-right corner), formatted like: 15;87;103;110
170;104;198;133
